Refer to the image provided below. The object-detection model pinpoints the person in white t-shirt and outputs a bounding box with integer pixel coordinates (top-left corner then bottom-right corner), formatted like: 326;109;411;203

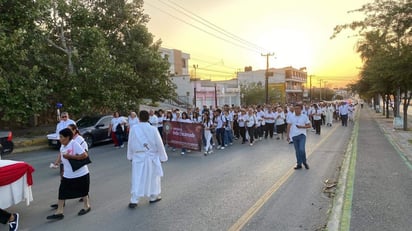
128;111;139;128
149;110;158;128
264;107;276;139
108;112;127;148
286;104;311;170
47;128;91;220
56;112;76;134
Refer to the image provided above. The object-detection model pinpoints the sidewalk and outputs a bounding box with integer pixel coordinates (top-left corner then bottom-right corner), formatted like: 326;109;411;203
327;107;412;230
349;107;412;230
370;108;412;162
12;125;53;153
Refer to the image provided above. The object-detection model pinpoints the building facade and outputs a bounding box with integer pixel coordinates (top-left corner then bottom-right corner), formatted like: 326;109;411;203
161;47;240;109
237;66;307;104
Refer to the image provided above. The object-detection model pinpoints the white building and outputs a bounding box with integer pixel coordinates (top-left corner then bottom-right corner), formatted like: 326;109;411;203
160;47;241;109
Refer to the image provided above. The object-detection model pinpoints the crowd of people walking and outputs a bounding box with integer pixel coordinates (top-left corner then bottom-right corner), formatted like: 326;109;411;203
116;101;354;160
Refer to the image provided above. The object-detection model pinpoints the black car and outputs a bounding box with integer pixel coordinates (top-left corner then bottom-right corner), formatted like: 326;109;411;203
47;115;129;148
48;115;114;148
0;130;14;157
77;115;114;148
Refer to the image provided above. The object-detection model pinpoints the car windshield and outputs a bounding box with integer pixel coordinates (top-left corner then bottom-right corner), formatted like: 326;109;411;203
76;116;100;128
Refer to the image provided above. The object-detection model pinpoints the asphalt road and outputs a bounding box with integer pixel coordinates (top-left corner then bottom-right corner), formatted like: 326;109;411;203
4;123;352;231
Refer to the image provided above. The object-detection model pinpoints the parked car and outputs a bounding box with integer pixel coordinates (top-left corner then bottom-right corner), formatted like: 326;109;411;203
0;129;14;157
47;115;128;148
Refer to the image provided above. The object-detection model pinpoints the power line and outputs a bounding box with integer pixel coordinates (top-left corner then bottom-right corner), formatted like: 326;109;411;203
145;1;265;54
159;0;268;53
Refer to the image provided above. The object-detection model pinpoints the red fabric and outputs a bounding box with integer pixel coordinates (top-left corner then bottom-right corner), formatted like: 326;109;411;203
0;162;35;186
111;131;119;146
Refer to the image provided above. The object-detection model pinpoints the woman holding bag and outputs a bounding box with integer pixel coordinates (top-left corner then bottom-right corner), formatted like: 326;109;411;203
47;128;91;220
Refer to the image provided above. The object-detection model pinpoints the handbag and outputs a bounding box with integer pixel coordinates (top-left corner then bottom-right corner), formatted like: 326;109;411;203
68;156;92;171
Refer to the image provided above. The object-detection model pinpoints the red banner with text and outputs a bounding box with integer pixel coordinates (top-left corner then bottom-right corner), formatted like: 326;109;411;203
163;121;203;151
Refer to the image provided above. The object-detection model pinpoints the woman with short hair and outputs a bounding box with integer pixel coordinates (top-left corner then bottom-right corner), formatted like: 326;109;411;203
47;128;91;220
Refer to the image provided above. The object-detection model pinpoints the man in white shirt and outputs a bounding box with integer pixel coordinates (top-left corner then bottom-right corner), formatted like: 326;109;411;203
339;102;349;127
286;104;311;170
56;112;76;134
149;110;158;127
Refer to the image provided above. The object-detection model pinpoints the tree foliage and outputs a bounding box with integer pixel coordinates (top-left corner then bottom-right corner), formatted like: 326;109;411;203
0;0;175;126
332;0;412;130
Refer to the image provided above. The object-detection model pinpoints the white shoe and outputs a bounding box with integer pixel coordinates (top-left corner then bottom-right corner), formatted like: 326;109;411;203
217;145;221;149
220;146;225;150
120;144;125;148
181;152;185;155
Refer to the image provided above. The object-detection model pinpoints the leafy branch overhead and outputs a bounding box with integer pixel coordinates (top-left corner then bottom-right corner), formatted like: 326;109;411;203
331;0;412;131
0;0;176;125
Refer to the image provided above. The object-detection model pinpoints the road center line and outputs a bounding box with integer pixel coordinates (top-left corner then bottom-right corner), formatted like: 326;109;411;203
228;124;339;231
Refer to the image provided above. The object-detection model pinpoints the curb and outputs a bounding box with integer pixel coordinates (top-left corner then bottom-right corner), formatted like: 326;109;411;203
326;107;361;231
13;137;49;154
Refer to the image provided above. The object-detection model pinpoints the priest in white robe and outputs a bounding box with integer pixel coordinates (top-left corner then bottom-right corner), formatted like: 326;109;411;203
127;110;168;208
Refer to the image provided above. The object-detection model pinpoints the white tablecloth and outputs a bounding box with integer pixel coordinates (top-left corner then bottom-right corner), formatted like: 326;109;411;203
0;160;33;209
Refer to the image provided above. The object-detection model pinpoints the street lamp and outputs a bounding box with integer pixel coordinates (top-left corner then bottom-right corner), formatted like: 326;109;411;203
193;64;198;108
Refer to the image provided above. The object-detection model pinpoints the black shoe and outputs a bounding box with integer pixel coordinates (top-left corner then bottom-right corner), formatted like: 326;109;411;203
303;163;310;169
294;165;302;170
50;202;65;209
78;207;91;216
46;214;64;220
128;203;138;209
149;197;162;203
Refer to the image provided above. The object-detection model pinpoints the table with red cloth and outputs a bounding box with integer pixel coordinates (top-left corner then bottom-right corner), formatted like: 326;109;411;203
0;160;35;209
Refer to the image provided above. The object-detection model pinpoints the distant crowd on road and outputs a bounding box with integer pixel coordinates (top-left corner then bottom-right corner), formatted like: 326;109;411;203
120;101;357;156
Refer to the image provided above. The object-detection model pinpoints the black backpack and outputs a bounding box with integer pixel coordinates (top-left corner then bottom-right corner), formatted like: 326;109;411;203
115;124;124;134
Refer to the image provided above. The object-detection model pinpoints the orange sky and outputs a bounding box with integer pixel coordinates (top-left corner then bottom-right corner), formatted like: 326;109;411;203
144;0;372;88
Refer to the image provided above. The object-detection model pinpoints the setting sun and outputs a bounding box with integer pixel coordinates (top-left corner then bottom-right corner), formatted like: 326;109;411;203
144;0;372;88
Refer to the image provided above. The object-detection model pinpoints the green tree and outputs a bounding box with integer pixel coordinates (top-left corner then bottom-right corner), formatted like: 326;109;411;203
0;0;51;125
332;0;412;130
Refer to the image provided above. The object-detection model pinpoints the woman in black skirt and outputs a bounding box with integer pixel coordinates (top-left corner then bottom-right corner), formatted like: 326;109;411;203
47;128;91;220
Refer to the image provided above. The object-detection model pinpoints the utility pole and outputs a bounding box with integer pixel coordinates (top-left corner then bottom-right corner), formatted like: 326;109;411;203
262;53;275;104
309;75;314;103
193;64;198;108
319;79;323;101
214;83;217;108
